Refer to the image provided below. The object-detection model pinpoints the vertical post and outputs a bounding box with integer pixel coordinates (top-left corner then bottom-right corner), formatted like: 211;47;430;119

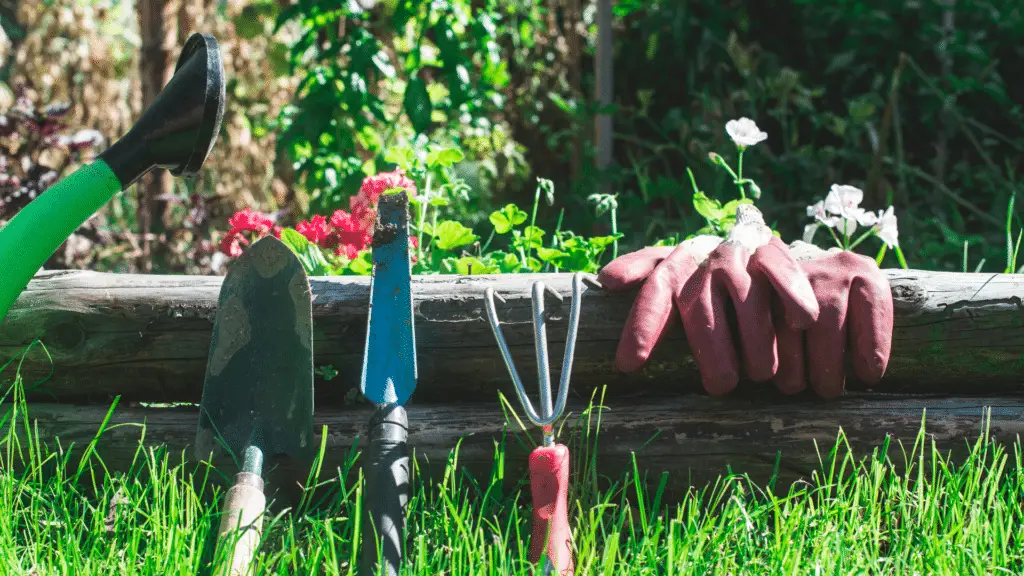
595;0;613;195
136;0;179;271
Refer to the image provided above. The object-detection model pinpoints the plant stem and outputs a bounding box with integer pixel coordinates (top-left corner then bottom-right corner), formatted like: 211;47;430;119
827;226;844;250
847;228;877;250
895;245;909;269
875;244;888;266
737;148;745;199
611;204;619;260
416;174;432;265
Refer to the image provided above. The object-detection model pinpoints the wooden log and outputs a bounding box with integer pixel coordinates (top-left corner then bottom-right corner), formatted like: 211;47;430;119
1;270;1024;403
2;394;1020;490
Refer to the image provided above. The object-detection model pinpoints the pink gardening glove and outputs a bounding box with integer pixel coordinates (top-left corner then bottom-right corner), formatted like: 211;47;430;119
599;205;894;397
770;242;894;398
599;206;821;395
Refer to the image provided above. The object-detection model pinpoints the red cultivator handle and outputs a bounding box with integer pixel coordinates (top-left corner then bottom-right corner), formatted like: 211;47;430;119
529;444;573;574
484;273;584;576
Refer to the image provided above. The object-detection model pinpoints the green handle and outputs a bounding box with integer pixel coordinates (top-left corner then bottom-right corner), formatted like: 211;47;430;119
0;159;122;321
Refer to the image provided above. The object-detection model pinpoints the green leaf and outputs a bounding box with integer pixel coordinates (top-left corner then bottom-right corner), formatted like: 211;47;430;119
454;256;499;275
692;191;724;222
497;252;521;273
489;204;529;234
536;247;566;263
587;234;623;251
347;251;372;275
433;220;479;251
560;248;593;272
403;77;433;134
384;146;416;169
428;196;450;207
524;257;543;272
519;226;545;248
722;198;755;217
425;147;465;169
279;228;331;275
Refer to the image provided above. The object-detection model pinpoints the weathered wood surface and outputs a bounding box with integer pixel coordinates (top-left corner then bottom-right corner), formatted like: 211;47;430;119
3;394;1020;487
1;269;1024;403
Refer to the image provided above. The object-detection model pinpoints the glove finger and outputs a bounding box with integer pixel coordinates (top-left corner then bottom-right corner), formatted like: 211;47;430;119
848;271;894;385
615;245;697;372
731;273;778;382
750;237;819;330
678;266;741;395
772;294;807;395
707;242;776;382
805;289;849;399
598;246;676;291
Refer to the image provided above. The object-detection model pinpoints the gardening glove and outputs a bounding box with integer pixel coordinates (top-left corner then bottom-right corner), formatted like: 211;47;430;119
599;205;821;395
770;241;894;398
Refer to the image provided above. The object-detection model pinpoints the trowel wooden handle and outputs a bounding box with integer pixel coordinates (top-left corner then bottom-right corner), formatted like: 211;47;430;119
216;471;266;576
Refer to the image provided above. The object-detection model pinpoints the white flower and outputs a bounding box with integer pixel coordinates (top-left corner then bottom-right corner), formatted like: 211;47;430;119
726;204;772;252
725;117;768;148
823;184;864;215
874;206;899;248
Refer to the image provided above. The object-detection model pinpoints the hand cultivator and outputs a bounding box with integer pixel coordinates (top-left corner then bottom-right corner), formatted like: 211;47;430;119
484;273;584;576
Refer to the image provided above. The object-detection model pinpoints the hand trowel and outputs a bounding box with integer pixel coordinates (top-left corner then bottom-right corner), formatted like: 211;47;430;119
196;235;314;575
359;191;417;576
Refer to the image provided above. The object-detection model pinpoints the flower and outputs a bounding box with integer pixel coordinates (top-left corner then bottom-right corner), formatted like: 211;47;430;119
295;214;332;246
725;117;768;148
874;206;899;248
359;170;417;204
330;208;372;250
803;223;820;243
219;209;278;257
228;208;275;234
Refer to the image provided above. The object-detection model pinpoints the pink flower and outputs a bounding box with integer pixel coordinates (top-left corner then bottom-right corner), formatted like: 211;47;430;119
359;170;417;204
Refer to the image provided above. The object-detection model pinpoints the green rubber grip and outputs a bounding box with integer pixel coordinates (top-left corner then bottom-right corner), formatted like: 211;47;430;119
0;160;122;321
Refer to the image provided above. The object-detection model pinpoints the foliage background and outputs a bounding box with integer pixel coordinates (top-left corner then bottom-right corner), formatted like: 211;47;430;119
1;0;1022;273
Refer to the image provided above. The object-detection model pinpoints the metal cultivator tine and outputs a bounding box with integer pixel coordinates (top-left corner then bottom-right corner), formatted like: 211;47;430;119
484;273;584;446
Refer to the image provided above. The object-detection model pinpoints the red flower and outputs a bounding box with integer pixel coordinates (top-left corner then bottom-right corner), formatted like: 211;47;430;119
295;214;332;246
219;232;246;258
330;208;372;250
358;170;417;204
335;244;360;260
228;208;275;234
219;208;277;258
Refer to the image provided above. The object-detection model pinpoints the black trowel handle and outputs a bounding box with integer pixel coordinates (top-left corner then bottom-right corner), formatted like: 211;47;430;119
360;405;410;576
216;471;266;576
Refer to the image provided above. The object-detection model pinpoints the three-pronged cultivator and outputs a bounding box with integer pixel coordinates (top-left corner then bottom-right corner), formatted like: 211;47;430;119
485;273;584;575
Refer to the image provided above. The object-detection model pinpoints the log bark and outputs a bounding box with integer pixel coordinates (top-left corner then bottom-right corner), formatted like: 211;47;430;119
2;394;1019;489
1;270;1024;403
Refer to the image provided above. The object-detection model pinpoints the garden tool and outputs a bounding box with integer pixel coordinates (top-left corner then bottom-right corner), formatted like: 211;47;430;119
484;273;584;576
0;32;225;321
358;191;417;576
195;235;314;576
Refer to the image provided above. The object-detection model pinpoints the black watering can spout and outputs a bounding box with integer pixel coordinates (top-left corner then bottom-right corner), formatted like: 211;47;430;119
0;32;226;322
102;32;225;185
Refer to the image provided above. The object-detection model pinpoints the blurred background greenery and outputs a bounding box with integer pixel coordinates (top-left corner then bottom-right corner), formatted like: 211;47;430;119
1;0;1021;274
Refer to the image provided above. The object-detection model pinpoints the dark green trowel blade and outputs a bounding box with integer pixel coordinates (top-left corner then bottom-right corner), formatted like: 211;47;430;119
195;236;314;463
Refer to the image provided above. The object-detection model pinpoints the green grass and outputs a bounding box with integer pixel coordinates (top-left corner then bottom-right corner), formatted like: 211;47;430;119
2;365;1023;574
